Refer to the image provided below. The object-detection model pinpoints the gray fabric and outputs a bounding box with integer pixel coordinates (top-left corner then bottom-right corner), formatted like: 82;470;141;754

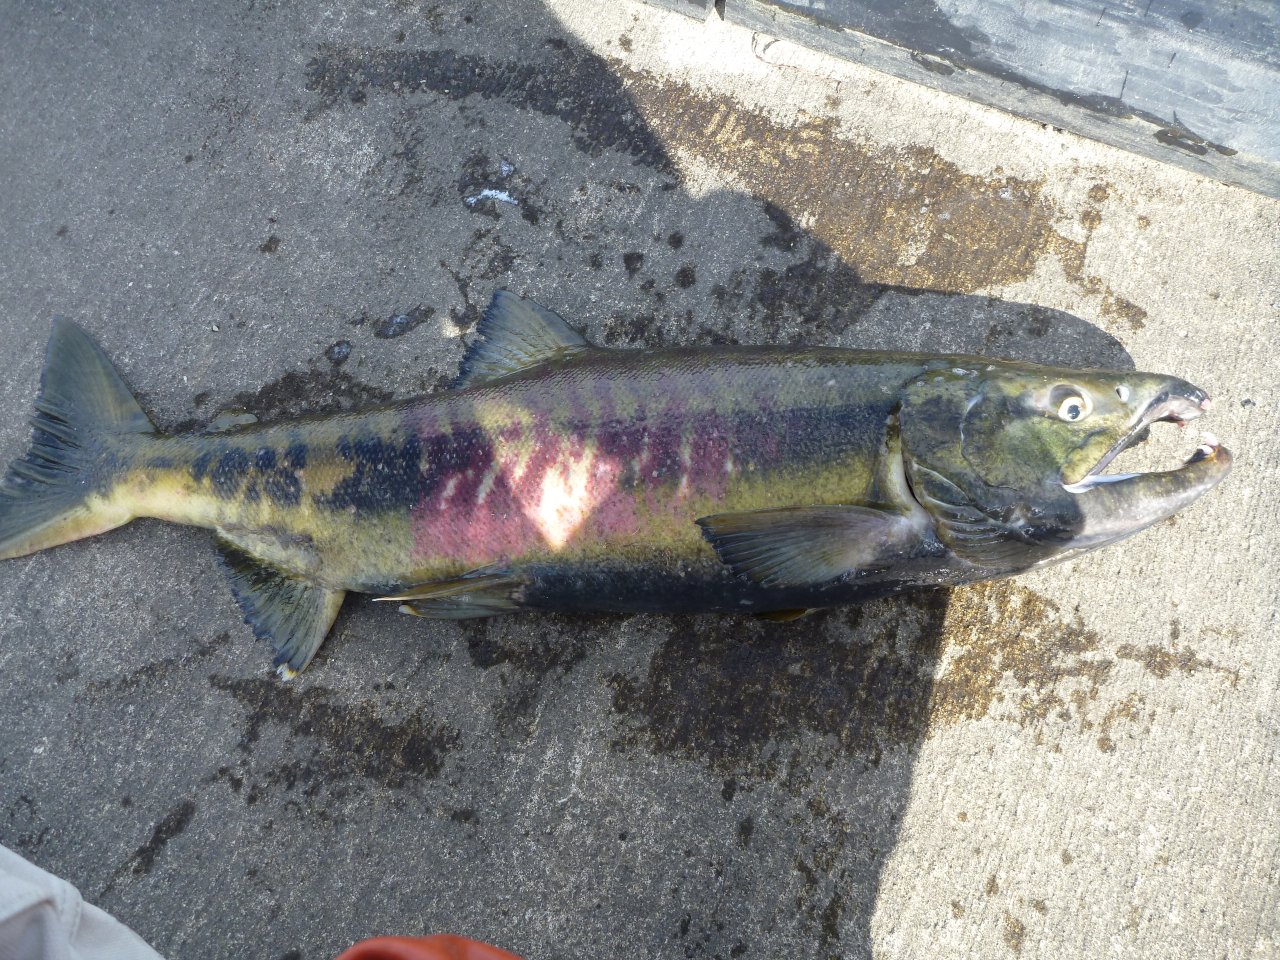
0;846;164;960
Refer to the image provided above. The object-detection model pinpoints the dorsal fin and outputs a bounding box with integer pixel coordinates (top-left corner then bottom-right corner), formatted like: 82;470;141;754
455;290;589;388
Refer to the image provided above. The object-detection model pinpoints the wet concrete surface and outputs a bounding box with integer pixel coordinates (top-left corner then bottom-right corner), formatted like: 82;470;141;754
0;2;1277;959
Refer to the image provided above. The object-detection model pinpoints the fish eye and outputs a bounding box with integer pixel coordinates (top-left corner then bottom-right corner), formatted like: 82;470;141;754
1055;392;1092;422
1116;385;1130;402
1049;386;1090;422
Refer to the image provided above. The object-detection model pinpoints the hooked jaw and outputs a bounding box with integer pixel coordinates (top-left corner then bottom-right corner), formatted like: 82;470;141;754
1063;384;1231;548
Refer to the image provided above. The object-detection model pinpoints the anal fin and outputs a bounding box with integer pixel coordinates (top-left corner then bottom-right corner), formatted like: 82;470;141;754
215;538;345;678
375;570;521;619
696;505;923;588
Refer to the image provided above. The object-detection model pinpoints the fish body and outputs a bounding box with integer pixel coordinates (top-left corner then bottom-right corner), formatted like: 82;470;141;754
117;349;933;604
0;292;1232;675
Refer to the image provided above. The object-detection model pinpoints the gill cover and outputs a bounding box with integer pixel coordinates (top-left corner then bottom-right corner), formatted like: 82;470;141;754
898;366;1073;570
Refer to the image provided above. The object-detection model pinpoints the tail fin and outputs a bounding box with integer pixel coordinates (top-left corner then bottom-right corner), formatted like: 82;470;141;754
0;318;156;560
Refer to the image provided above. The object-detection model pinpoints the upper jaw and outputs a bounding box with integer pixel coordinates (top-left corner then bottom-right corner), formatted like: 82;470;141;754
1064;388;1212;493
1055;378;1230;549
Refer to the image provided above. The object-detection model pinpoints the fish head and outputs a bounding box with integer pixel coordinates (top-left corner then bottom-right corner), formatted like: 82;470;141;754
898;362;1231;569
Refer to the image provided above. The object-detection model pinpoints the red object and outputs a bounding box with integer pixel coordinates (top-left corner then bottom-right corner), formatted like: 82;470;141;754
335;935;525;960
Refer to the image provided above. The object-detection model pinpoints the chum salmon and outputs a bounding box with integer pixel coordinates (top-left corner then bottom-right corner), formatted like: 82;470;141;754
0;291;1231;676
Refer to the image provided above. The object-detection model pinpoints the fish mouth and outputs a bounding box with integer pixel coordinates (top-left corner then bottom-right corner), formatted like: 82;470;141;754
1063;389;1214;493
1060;385;1231;549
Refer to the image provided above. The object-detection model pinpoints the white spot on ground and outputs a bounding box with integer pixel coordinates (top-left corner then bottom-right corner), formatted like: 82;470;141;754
464;188;519;207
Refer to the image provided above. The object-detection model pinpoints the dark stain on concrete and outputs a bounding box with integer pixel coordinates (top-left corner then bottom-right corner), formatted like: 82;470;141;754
926;583;1235;747
53;650;81;685
1058;189;1132;319
460;618;589;676
210;676;461;791
821;886;845;952
617;69;1059;293
230;369;394;421
929;583;1113;729
85;632;232;698
794;850;850;956
460;149;494;195
1100;291;1148;330
1002;911;1026;953
129;799;197;875
456;149;510;217
259;234;281;254
1097;692;1145;752
609;592;949;778
519;198;544;226
373;113;440;199
599;60;1151;322
1115;641;1237;684
457;617;592;739
759;200;803;251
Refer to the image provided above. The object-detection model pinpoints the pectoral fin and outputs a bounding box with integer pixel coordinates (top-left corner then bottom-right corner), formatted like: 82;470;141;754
696;505;922;588
375;569;522;619
214;539;345;679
